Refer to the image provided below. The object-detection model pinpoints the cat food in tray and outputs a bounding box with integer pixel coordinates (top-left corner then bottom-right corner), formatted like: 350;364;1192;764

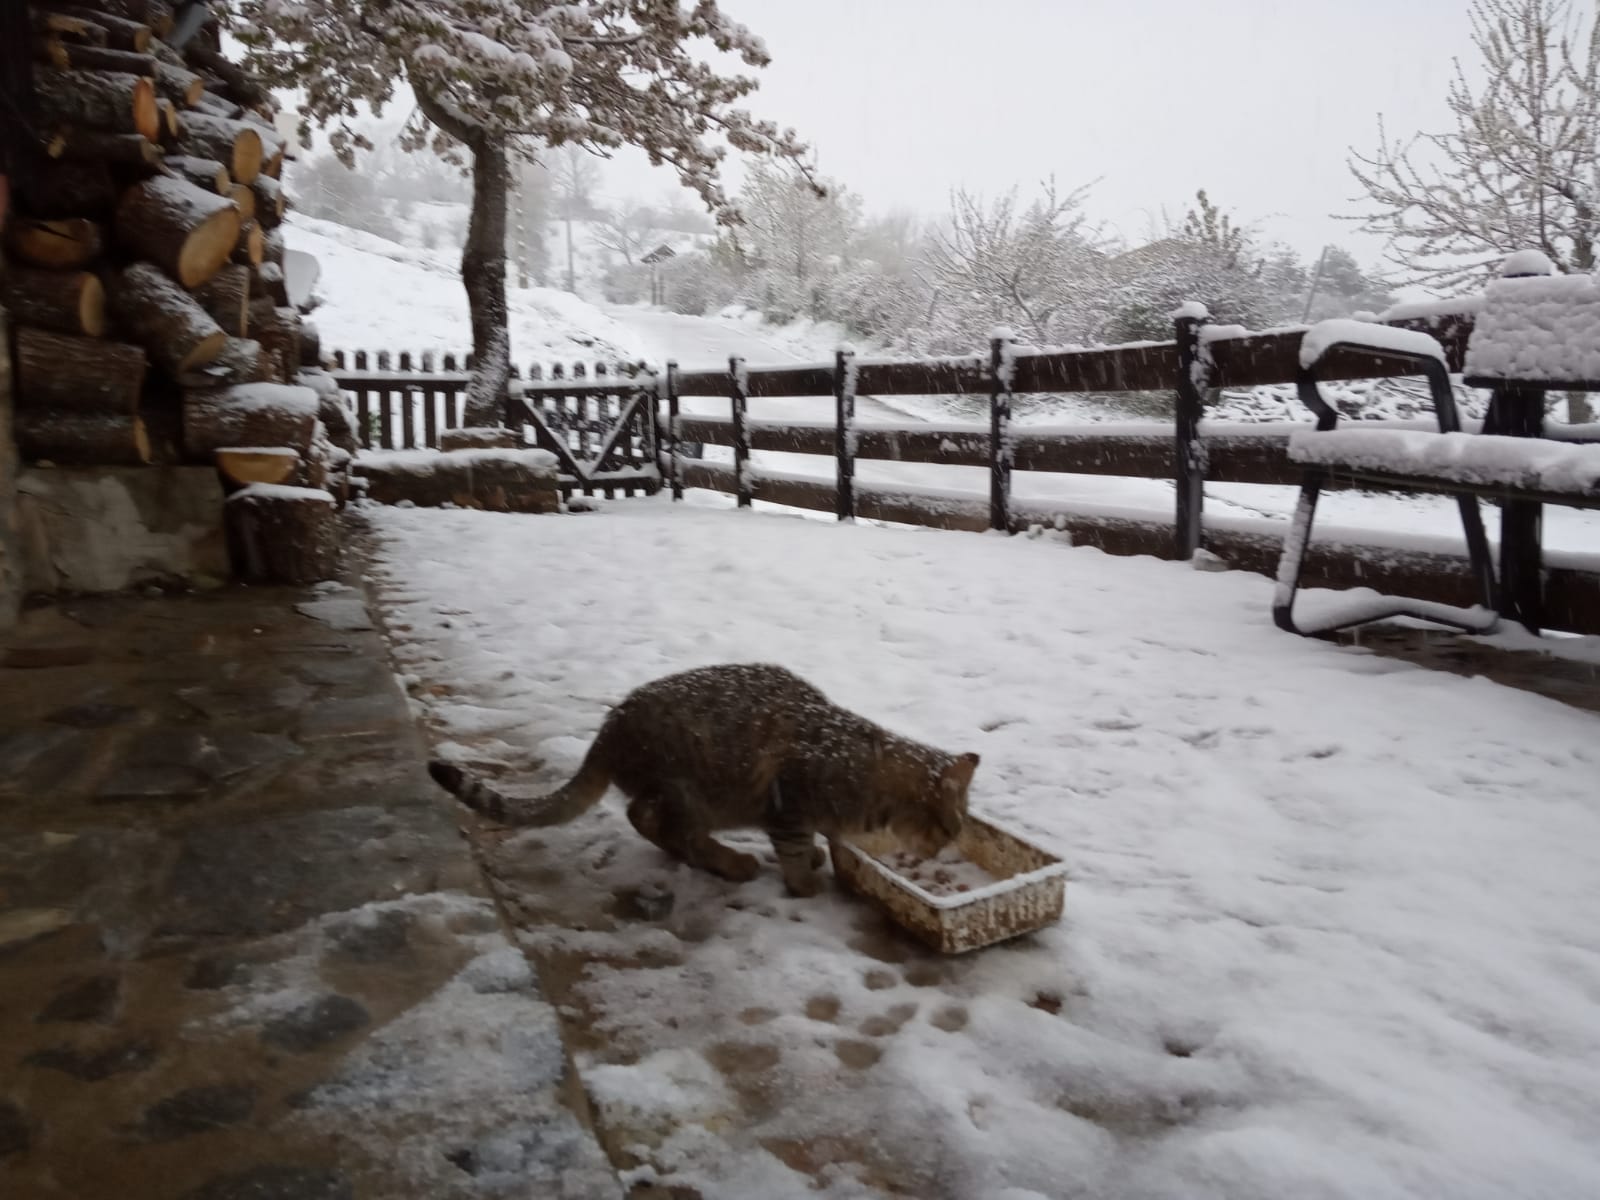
829;815;1066;954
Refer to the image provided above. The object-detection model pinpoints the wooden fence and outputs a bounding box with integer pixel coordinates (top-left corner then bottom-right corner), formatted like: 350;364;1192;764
329;308;1600;635
330;350;660;497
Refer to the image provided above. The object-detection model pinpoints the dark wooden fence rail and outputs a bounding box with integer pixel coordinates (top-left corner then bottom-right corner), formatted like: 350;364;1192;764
328;305;1600;633
654;309;1600;635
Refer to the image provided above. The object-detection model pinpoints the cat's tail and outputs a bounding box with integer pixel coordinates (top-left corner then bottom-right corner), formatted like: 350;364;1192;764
427;752;611;827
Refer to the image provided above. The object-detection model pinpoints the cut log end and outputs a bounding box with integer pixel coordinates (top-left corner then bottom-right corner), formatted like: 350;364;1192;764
4;217;105;269
0;268;106;338
215;447;301;487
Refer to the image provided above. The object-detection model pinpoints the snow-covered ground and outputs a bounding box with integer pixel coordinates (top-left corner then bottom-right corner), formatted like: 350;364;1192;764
373;500;1600;1200
293;212;1600;551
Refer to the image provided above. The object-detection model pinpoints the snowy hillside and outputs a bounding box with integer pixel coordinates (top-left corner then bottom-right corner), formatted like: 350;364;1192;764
287;213;1599;553
281;214;847;371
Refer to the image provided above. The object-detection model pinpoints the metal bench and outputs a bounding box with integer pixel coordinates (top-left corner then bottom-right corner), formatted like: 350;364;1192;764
1274;276;1600;637
1272;320;1499;637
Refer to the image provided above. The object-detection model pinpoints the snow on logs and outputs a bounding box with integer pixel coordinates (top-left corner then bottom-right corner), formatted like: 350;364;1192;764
114;173;241;287
46;6;152;52
175;112;263;184
0;266;106;337
224;483;340;585
33;68;160;141
250;175;285;228
164;154;231;193
183;382;320;459
13;326;146;418
57;127;166;170
109;262;227;374
190;263;251;336
14;413;153;466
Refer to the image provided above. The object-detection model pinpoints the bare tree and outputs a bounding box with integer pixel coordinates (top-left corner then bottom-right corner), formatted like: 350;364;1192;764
1349;0;1600;291
234;1;811;422
593;200;662;268
921;180;1105;346
552;146;601;292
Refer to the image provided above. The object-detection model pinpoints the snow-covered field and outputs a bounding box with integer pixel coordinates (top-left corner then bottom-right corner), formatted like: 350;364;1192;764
372;500;1600;1200
296;213;1600;553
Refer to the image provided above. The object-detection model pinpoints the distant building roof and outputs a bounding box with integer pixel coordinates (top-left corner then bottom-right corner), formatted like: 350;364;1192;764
641;244;677;264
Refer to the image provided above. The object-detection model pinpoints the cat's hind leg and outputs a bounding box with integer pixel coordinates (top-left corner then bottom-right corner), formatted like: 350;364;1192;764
769;829;824;897
627;782;759;883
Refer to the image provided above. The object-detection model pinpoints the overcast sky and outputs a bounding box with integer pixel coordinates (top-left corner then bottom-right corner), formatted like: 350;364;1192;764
600;0;1484;272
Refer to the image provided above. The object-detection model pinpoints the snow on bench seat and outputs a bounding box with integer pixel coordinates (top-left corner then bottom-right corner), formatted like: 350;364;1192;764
1299;319;1447;368
1288;429;1600;495
1463;273;1600;383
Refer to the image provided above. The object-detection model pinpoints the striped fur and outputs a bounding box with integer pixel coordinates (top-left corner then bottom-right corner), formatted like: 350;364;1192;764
427;756;611;827
424;664;980;897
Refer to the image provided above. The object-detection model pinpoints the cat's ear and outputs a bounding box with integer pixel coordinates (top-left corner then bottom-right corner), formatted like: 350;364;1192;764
941;753;979;791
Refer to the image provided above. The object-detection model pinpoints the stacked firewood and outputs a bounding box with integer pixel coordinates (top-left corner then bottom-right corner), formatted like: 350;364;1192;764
3;0;356;582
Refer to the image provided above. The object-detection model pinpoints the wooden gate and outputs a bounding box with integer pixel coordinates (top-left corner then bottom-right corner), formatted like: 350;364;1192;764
330;352;661;499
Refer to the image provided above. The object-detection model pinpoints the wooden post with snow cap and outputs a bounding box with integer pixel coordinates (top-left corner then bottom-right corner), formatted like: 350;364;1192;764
666;360;683;501
730;354;751;508
988;329;1014;532
834;345;856;521
1173;303;1209;560
1486;249;1555;632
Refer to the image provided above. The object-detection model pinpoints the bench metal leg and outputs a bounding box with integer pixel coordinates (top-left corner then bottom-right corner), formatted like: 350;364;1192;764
1274;474;1499;639
1486;386;1546;633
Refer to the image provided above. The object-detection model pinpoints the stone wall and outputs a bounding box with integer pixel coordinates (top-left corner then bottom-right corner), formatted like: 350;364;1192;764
0;305;21;631
15;466;228;594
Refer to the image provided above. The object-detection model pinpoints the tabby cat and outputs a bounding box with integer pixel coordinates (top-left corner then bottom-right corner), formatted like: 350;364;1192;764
428;663;980;896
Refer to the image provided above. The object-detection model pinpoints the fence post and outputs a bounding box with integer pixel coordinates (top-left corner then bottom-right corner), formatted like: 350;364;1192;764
730;354;751;508
988;331;1014;532
834;346;856;521
1173;306;1209;560
665;361;682;501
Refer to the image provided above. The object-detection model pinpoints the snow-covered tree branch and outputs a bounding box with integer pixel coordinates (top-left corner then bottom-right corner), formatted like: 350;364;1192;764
226;0;812;421
1348;0;1600;291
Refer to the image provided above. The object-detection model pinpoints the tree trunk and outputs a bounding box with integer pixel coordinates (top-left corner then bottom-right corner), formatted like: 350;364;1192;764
412;84;510;427
460;132;511;424
14;326;145;413
109;261;227;374
1567;391;1593;425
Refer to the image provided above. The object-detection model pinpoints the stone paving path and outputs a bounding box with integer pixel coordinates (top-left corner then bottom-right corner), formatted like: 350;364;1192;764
0;575;621;1199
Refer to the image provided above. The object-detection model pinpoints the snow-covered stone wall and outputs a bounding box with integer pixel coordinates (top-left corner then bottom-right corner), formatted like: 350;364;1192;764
16;467;228;594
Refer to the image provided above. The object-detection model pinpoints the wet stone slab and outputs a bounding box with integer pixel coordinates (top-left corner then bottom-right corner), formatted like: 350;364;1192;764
0;570;623;1199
